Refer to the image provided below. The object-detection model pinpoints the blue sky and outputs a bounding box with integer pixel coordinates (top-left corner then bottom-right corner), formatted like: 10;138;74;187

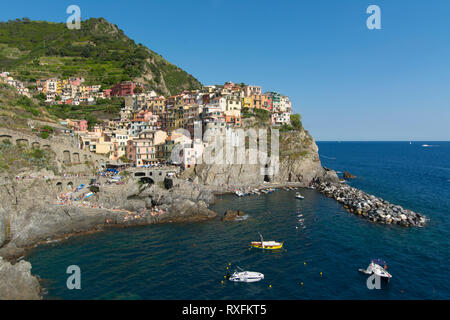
1;0;449;141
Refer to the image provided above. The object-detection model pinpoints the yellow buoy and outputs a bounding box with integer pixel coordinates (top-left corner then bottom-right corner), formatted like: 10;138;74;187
301;282;303;286
221;280;224;284
224;275;226;278
269;284;272;288
304;262;306;266
320;272;323;276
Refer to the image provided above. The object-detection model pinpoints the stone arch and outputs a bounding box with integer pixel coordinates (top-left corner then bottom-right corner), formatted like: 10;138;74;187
16;138;29;146
68;181;73;187
140;177;154;185
73;153;80;163
83;154;88;161
56;182;63;188
62;150;71;164
42;145;51;150
32;142;40;149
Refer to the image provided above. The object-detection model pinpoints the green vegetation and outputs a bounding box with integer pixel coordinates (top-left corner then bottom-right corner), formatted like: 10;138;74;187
14;95;40;116
241;107;252;118
0;84;54;128
0;18;202;94
255;109;271;122
48;96;124;127
290;114;303;131
278;114;303;132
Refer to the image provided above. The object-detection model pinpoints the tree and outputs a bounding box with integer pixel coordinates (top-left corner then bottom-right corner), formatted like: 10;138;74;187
85;114;98;129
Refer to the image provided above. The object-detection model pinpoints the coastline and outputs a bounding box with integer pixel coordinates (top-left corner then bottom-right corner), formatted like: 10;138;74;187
0;170;429;300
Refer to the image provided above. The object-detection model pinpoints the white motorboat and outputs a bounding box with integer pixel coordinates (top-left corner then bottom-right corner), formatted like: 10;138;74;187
295;192;304;199
359;259;392;279
228;267;264;283
235;190;245;197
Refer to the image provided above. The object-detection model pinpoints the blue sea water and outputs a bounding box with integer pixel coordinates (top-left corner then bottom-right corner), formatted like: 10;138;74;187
26;142;450;299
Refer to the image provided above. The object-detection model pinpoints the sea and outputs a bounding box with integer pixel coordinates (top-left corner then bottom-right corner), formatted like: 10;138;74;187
26;142;450;299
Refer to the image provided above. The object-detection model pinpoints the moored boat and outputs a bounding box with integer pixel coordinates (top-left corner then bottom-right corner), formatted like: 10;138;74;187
295;192;304;199
227;267;264;283
250;234;283;250
359;259;392;279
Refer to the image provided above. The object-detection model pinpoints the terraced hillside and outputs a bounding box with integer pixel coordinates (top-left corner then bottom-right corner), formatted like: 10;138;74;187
0;17;202;95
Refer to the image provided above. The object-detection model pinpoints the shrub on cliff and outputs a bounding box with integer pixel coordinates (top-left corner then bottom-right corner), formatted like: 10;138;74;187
290;114;303;131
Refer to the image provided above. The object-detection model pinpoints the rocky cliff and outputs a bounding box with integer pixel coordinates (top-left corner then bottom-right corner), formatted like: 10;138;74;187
190;125;338;187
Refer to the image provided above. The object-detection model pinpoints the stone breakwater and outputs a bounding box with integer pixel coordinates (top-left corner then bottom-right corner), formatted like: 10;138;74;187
314;182;427;227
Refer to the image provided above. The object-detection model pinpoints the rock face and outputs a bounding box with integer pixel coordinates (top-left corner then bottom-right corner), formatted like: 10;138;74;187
0;257;41;300
314;182;426;227
0;177;218;253
192;129;339;187
222;210;247;221
0;173;218;299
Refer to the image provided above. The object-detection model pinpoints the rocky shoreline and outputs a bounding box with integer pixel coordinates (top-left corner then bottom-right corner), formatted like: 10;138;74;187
314;181;427;227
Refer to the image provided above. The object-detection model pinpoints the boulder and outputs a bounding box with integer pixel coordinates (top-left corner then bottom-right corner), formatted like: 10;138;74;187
0;257;41;300
343;172;356;179
222;210;247;222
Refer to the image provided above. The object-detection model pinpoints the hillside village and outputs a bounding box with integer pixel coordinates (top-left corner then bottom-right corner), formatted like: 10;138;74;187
1;72;296;169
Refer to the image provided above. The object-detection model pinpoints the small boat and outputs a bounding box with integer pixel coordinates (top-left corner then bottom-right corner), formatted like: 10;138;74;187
295;192;304;199
235;190;245;197
250;234;283;250
228;267;264;283
359;259;392;279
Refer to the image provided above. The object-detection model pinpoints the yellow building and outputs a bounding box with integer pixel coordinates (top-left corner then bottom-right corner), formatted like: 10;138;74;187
242;97;253;110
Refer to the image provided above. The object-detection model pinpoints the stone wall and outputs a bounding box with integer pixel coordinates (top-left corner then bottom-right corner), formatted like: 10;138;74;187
0;128;108;167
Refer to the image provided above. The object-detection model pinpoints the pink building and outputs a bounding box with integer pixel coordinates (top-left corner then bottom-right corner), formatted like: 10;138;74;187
72;120;88;132
223;81;235;89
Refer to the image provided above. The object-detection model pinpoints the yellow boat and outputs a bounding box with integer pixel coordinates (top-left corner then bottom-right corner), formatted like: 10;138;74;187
250;241;284;250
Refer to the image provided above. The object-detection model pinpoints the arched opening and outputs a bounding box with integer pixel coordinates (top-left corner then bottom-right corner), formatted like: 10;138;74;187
73;153;80;163
62;150;71;164
140;177;154;185
0;135;12;144
16;138;29;147
68;182;73;187
42;145;51;150
56;182;62;187
32;142;40;149
134;172;146;177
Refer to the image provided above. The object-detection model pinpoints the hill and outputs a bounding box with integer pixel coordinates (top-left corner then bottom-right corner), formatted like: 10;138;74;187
0;17;202;95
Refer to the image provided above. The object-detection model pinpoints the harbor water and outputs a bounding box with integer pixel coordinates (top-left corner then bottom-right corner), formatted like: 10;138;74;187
26;142;450;299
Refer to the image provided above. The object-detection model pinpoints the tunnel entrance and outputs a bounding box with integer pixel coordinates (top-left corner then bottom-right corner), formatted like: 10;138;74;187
140;177;154;185
264;164;271;182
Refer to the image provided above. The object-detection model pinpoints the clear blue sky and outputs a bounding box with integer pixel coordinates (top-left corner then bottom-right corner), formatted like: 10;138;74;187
1;0;449;141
